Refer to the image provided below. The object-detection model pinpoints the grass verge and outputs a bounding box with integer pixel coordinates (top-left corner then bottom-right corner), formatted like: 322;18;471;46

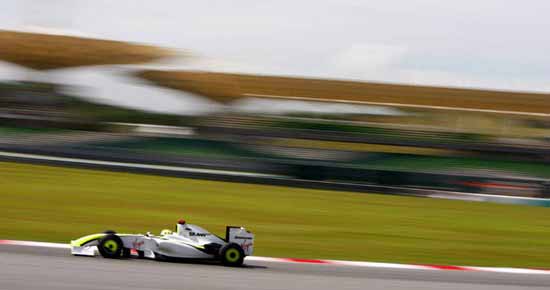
1;161;550;267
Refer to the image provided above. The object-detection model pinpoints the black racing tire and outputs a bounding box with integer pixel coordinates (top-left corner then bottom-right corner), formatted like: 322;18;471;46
98;234;123;259
137;250;145;259
122;248;131;258
219;243;245;267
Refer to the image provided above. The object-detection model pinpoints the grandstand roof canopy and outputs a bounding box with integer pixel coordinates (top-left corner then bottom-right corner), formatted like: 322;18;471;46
136;70;550;116
0;29;174;70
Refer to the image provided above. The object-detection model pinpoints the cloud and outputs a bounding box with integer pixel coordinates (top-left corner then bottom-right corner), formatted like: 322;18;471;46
2;0;550;114
328;42;550;94
328;43;413;83
331;44;408;72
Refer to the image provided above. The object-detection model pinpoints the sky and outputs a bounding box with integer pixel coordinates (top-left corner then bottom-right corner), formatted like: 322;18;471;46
1;0;549;114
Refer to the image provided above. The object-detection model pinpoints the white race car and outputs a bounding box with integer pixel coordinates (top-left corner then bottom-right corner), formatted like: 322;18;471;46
70;219;254;266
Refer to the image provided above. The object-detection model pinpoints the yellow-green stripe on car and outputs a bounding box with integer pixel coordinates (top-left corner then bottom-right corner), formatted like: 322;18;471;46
70;233;133;247
70;234;106;247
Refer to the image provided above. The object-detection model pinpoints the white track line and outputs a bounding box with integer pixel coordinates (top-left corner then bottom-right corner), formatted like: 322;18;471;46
0;240;70;249
0;151;285;179
2;239;549;275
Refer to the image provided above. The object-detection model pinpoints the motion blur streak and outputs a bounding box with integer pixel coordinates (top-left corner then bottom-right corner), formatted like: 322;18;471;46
2;2;550;289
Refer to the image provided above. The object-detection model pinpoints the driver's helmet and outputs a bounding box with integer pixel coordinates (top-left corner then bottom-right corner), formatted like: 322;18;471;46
175;218;187;235
160;229;172;236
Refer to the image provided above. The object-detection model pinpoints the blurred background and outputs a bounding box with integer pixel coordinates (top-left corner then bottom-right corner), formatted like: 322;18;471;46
1;1;550;202
2;0;550;271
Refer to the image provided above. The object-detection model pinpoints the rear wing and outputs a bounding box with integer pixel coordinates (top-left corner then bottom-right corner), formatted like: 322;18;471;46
226;226;254;256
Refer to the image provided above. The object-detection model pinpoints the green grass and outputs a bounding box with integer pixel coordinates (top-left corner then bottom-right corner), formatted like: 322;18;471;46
359;154;550;178
2;161;550;267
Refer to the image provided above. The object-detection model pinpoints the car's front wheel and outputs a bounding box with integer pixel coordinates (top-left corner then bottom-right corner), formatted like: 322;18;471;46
219;243;245;267
98;234;123;258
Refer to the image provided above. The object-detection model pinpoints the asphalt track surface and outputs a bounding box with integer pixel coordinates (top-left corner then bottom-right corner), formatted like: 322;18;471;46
1;244;550;290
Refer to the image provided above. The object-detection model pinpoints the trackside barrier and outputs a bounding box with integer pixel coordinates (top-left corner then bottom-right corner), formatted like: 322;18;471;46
287;164;550;199
1;147;550;207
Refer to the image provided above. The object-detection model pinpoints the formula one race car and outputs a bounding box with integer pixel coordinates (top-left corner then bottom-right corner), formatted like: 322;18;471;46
70;219;254;266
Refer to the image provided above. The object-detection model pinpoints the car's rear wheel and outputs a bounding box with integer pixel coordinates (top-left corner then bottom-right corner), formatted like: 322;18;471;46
98;234;123;258
219;243;245;267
